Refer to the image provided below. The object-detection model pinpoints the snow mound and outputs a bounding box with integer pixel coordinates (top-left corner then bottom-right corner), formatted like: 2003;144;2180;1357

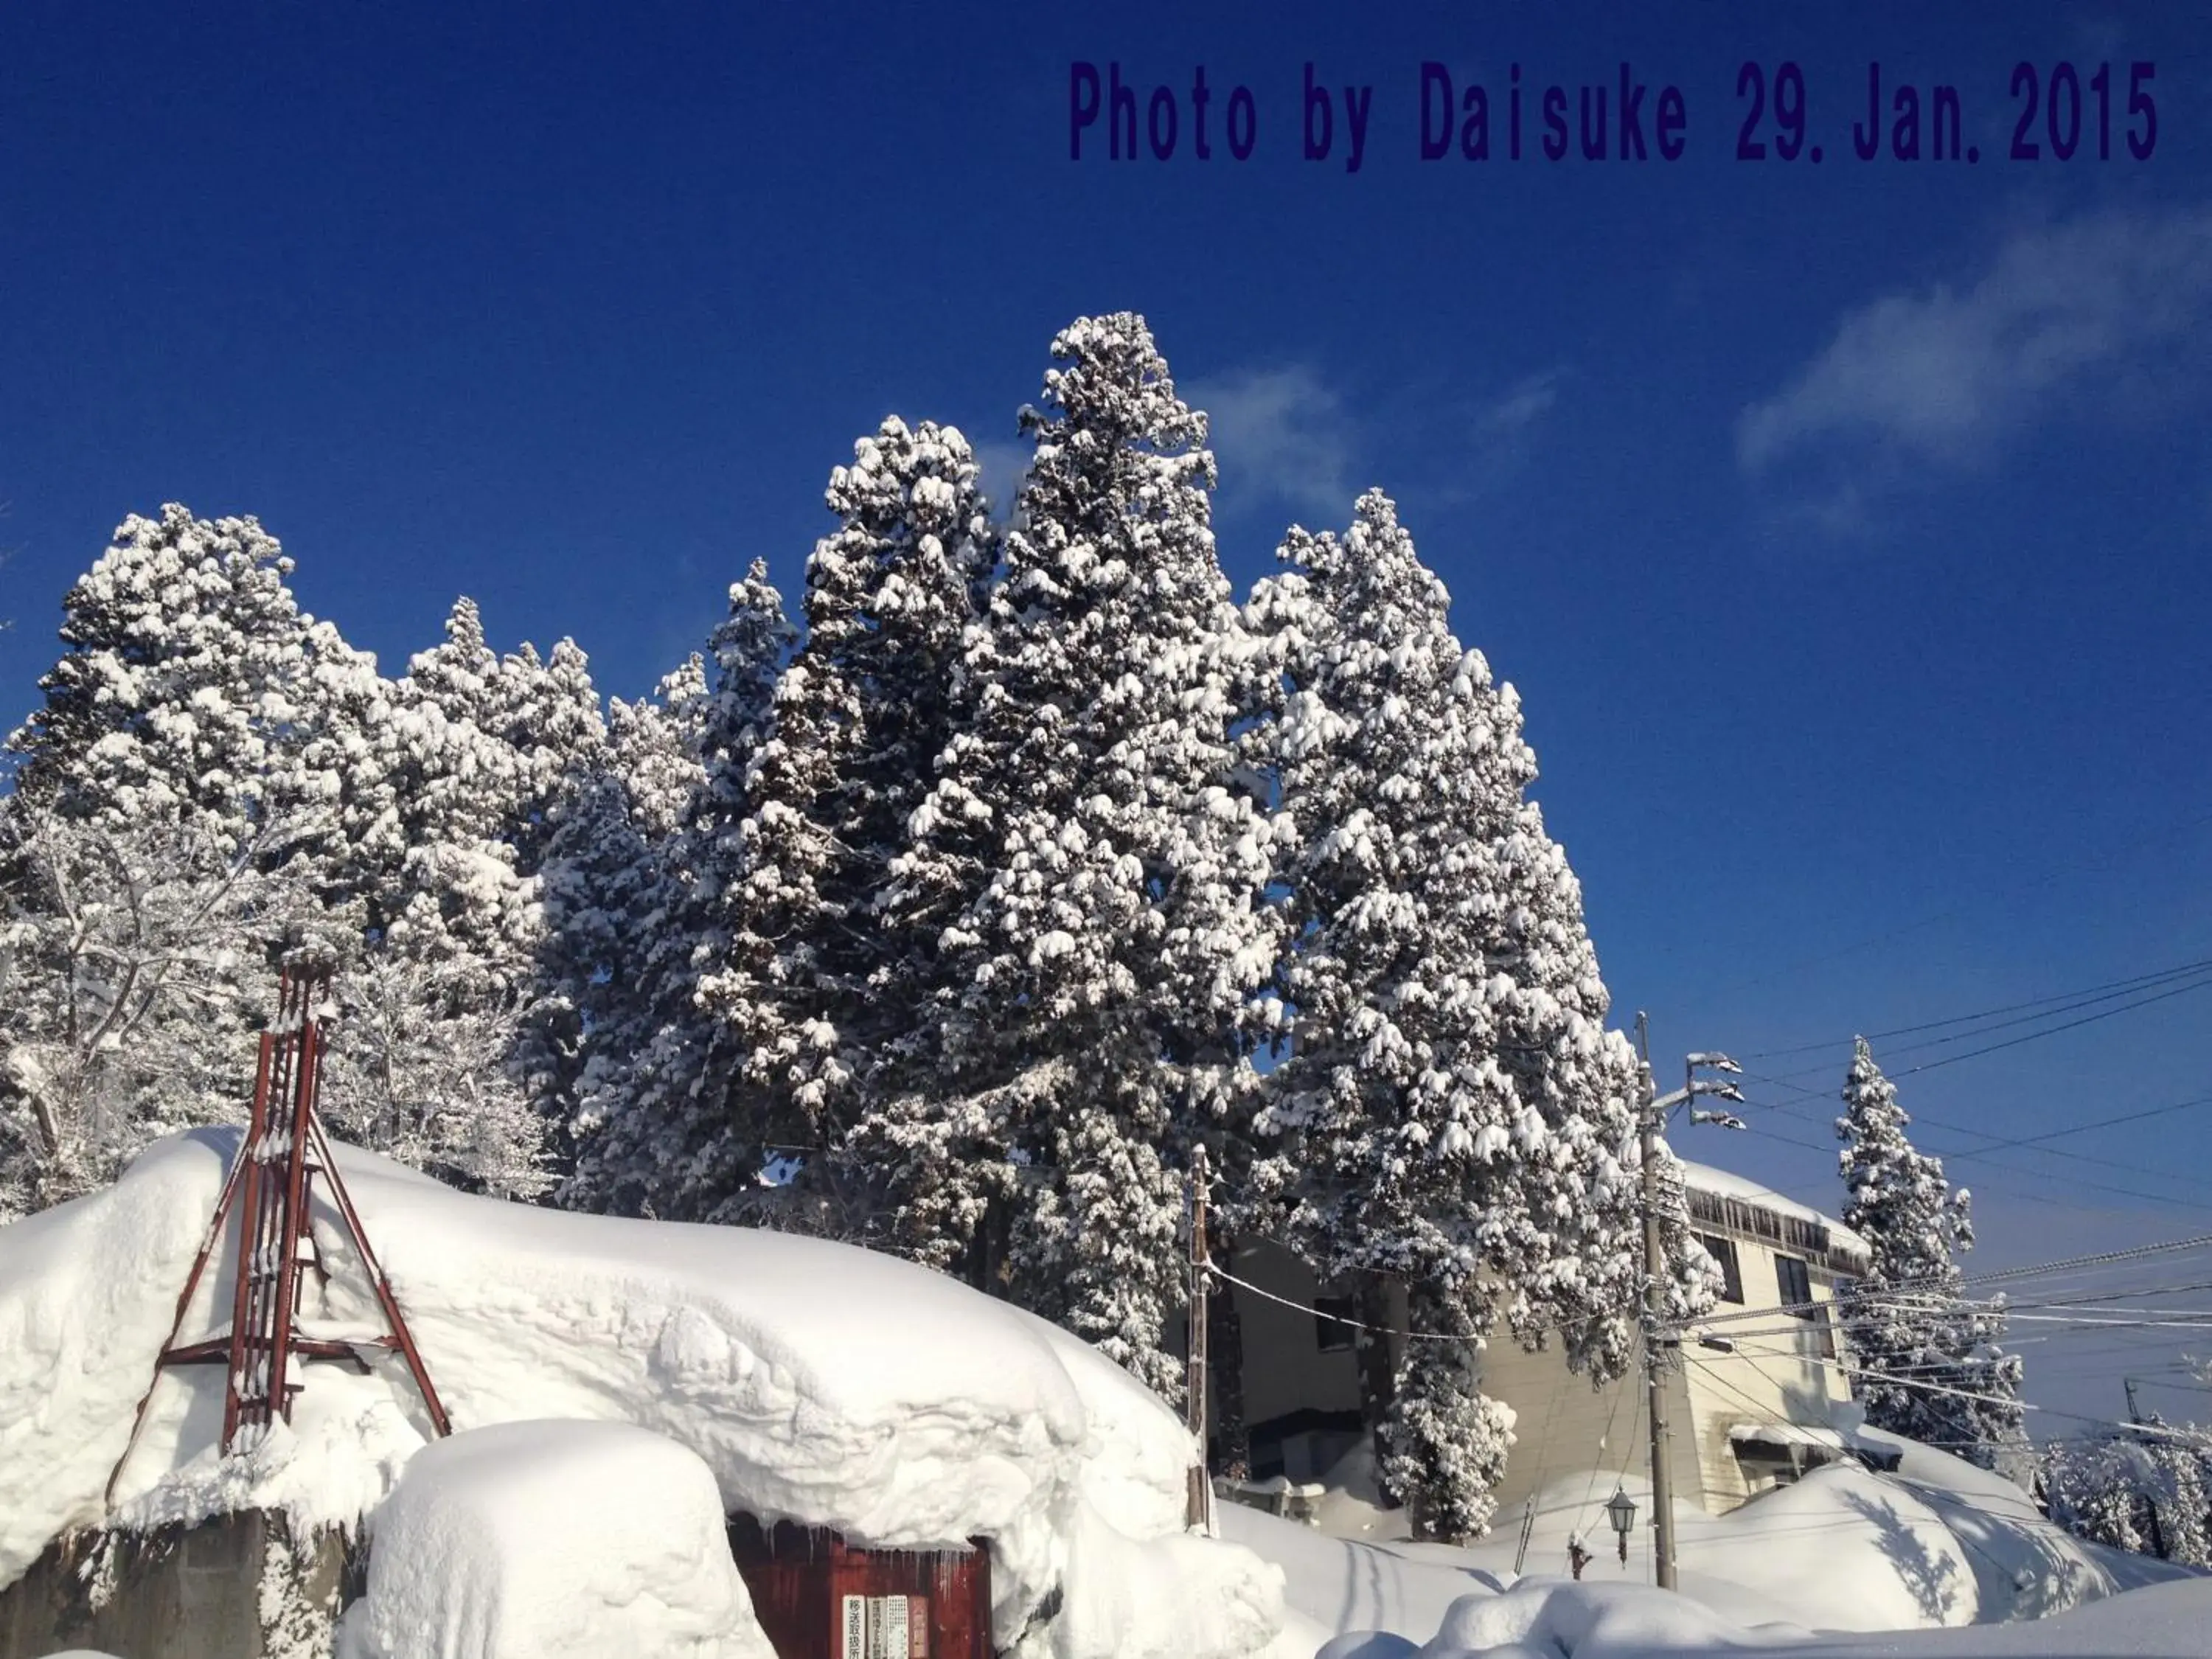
0;1129;1282;1659
1394;1576;2212;1658
335;1420;771;1659
1235;1434;2202;1657
1418;1579;1756;1657
1219;1506;1510;1644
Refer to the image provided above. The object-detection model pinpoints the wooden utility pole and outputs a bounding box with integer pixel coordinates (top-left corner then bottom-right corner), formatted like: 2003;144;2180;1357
1186;1143;1212;1531
1635;1012;1679;1590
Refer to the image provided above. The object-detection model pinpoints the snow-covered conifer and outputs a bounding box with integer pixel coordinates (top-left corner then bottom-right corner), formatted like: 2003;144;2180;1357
564;566;795;1218
7;504;318;849
722;418;1003;1235
532;660;711;1171
1377;1292;1517;1546
892;315;1278;1398
494;636;607;869
1245;489;1646;1534
312;598;553;1194
1836;1037;2028;1467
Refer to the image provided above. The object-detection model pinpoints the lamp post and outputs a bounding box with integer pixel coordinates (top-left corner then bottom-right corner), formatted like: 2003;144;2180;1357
1604;1486;1638;1566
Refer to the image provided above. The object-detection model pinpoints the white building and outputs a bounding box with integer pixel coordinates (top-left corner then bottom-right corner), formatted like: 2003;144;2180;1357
1211;1158;1883;1518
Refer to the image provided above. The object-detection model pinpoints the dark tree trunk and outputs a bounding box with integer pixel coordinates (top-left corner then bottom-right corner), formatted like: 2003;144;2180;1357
1354;1276;1402;1507
964;1193;1012;1297
1207;1222;1250;1475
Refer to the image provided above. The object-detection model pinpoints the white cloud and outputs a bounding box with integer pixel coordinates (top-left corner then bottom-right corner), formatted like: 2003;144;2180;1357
1182;364;1355;521
1480;369;1562;438
1739;206;2212;473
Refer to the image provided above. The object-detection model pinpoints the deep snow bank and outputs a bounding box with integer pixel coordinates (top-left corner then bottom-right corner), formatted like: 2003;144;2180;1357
335;1420;771;1659
0;1130;1281;1659
1405;1576;2212;1658
1242;1436;2189;1646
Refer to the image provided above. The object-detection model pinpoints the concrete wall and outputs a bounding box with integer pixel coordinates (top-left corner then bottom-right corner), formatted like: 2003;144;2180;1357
0;1511;351;1659
1214;1220;1863;1520
1225;1242;1361;1430
1678;1234;1854;1509
1480;1340;1707;1526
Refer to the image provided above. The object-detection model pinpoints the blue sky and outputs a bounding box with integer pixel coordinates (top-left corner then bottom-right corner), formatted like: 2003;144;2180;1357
4;3;2209;1426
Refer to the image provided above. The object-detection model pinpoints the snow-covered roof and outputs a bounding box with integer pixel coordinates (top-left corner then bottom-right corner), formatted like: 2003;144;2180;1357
0;1129;1283;1659
1728;1420;1904;1473
1677;1158;1871;1262
1728;1422;1848;1453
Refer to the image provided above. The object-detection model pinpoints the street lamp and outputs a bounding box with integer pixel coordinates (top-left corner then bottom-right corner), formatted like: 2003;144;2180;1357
1604;1486;1638;1565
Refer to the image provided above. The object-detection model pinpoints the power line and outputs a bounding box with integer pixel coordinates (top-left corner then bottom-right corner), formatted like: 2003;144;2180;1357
1728;1116;2212;1220
1732;1069;2212;1208
1740;956;2212;1063
1742;1068;2212;1161
1689;1228;2212;1332
1941;1093;2212;1158
1897;975;2212;1078
1201;1260;1467;1343
1734;1084;2212;1212
1753;970;2212;1088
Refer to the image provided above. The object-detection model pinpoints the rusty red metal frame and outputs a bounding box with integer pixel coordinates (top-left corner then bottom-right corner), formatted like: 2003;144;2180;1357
103;966;451;1509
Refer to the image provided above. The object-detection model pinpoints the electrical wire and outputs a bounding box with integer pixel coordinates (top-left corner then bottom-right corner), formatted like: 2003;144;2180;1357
1202;1260;1469;1343
1739;956;2212;1067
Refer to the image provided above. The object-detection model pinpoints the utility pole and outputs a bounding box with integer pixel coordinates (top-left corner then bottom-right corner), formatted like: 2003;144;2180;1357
1635;1012;1680;1591
1186;1142;1212;1531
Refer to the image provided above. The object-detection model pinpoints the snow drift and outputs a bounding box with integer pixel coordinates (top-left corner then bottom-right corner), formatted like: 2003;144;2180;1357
335;1420;772;1659
0;1128;1282;1659
1400;1575;2212;1658
1226;1441;2199;1655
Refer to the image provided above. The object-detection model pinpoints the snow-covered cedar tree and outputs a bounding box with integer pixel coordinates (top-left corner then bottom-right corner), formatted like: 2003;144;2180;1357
0;803;331;1220
491;635;608;1153
2045;1421;2212;1567
529;658;709;1173
1377;1289;1517;1546
884;315;1279;1401
0;501;394;920
4;505;317;849
689;418;998;1239
563;563;795;1219
1648;1132;1728;1326
1242;489;1652;1536
493;636;607;871
312;597;567;1197
1836;1037;2028;1469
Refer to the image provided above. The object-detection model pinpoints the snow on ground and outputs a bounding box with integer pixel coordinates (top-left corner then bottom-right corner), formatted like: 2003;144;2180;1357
1228;1430;2199;1655
1332;1574;2212;1658
0;1129;1283;1659
333;1420;771;1659
7;1127;2205;1659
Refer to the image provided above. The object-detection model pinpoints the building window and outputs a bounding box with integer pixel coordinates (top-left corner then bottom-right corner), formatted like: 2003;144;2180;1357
1315;1295;1355;1353
1697;1233;1745;1304
1775;1253;1813;1318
